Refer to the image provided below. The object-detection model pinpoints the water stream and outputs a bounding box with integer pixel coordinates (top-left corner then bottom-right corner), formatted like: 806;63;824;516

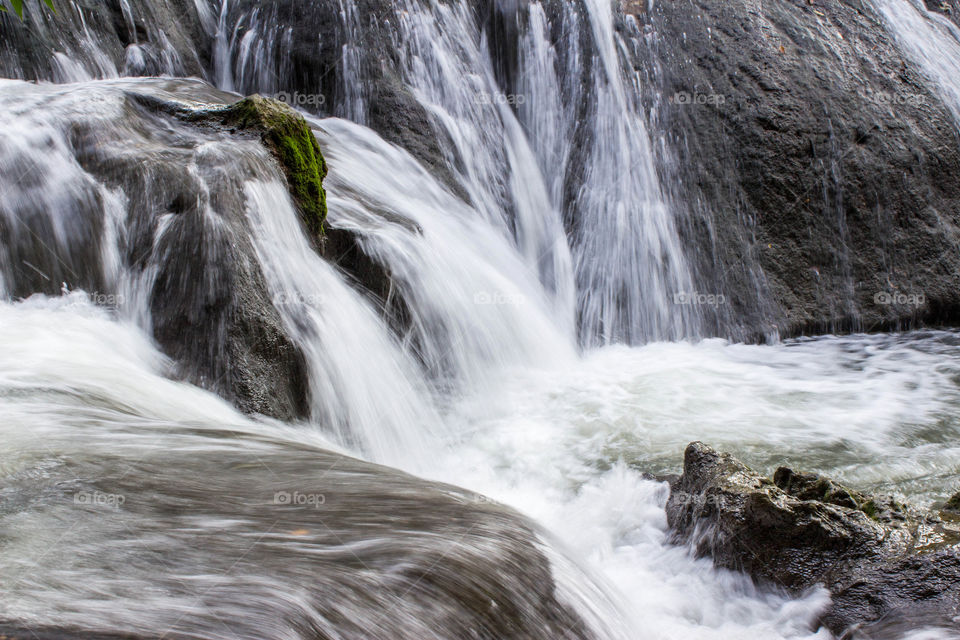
1;0;960;638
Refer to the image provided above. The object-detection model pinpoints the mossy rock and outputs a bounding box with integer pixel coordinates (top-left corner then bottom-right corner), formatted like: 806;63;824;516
773;466;910;523
219;95;328;236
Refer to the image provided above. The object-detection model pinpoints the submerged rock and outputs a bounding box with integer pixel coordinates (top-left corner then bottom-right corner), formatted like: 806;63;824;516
0;433;596;640
666;442;960;634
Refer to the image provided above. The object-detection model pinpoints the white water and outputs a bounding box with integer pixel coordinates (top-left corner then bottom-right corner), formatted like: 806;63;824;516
318;117;576;394
6;291;960;638
873;0;960;126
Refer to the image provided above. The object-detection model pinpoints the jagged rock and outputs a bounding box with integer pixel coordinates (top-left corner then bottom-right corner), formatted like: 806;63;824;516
55;80;311;422
667;442;960;634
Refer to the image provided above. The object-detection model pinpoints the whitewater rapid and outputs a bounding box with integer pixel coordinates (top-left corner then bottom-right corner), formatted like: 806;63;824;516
4;291;960;638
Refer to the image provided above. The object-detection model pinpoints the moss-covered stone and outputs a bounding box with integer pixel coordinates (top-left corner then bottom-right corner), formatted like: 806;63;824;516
218;95;328;236
773;466;910;523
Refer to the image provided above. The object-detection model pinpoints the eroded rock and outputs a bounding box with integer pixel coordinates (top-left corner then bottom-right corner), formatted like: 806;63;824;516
667;442;960;634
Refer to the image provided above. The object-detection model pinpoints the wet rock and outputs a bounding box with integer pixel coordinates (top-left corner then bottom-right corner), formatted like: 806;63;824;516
65;81;311;422
119;83;412;412
638;0;960;340
0;437;596;640
667;442;960;634
0;0;207;80
210;0;470;200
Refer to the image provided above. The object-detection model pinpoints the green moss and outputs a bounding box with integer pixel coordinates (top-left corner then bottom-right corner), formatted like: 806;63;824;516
220;95;327;236
860;499;879;520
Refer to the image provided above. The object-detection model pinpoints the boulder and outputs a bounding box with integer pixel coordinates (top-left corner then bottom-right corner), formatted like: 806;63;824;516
0;432;596;639
667;442;960;634
37;79;311;421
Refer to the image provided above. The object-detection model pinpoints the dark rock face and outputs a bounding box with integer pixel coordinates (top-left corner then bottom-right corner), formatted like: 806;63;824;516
944;491;960;515
637;0;960;340
98;92;311;422
667;442;960;634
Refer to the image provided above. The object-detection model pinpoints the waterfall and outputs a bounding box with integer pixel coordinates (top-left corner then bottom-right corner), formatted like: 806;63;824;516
317;117;576;393
194;0;700;345
2;0;702;343
0;77;627;639
872;0;960;126
389;0;699;344
0;70;830;640
6;1;960;638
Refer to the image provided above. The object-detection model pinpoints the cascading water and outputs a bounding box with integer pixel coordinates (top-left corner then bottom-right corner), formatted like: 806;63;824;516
317;116;576;394
3;0;960;639
872;0;960;126
204;0;698;344
0;78;624;640
390;0;698;344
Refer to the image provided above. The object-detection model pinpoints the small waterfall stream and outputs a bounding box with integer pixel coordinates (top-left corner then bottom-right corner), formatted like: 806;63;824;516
872;0;960;126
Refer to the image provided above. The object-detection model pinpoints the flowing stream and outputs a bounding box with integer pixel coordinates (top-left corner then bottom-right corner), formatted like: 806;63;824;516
1;0;960;639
